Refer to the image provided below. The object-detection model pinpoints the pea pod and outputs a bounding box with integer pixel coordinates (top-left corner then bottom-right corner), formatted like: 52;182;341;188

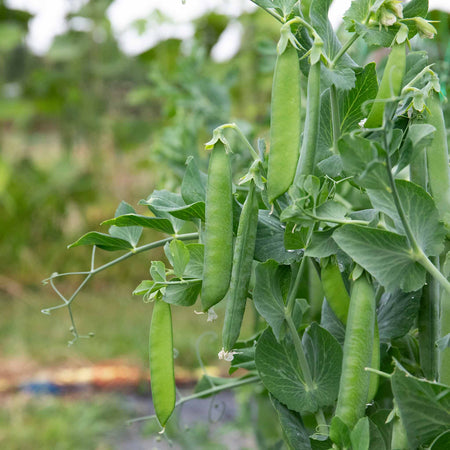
365;42;406;128
222;180;259;351
201;141;233;311
321;257;350;325
149;297;176;428
294;60;321;182
332;274;376;433
267;42;301;203
425;92;450;227
367;320;380;403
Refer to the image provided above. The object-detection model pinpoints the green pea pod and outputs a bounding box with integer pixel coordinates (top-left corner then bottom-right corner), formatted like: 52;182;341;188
201;141;233;311
222;181;259;351
321;257;350;325
365;42;406;129
149;297;176;429
425;92;450;227
367;320;380;403
295;60;321;182
267;42;301;203
332;274;376;432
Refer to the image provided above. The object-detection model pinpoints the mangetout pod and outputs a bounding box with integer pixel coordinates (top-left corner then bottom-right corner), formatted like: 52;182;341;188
267;42;301;203
201;141;233;311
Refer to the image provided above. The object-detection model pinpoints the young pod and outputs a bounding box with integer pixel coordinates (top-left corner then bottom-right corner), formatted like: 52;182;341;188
320;257;350;325
294;60;321;182
149;297;176;428
365;42;406;128
201;141;233;311
222;181;259;351
333;274;376;431
267;42;301;203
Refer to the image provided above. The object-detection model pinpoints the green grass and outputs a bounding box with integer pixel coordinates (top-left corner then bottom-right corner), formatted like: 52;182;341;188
0;394;127;450
0;285;256;369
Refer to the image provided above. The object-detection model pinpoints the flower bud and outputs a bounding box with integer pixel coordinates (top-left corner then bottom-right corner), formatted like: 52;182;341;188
414;17;437;39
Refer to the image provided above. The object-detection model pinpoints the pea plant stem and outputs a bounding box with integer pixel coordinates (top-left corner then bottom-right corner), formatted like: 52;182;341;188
385;152;450;295
330;33;359;68
127;375;261;424
216;123;260;161
330;84;341;153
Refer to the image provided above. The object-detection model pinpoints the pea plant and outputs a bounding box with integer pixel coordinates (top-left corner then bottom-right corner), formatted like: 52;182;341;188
44;0;450;448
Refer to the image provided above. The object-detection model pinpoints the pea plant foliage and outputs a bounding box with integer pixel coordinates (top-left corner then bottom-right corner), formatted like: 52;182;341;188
44;0;450;448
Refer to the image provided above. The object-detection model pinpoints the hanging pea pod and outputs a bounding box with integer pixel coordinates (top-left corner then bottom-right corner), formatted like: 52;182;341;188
365;42;406;128
222;180;259;352
294;59;321;183
424;91;450;228
320;257;350;325
267;42;301;203
149;296;176;429
201;141;233;312
331;273;376;436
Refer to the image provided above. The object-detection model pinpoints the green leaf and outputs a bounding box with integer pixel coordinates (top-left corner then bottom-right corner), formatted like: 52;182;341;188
321;66;356;91
150;261;166;282
253;261;290;341
330;416;351;449
163;279;201;307
184;244;204;279
133;280;159;296
310;0;357;66
108;201;142;248
270;395;312;450
343;0;372;32
284;223;308;250
377;289;421;343
338;134;390;190
102;214;175;235
305;229;340;258
436;334;450;352
340;63;378;134
181;156;206;205
320;299;346;346
255;323;342;414
350;417;370;450
396;123;435;174
255;211;302;264
430;430;450;449
367;180;446;256
168;240;190;278
68;232;133;252
391;365;450;449
333;225;426;292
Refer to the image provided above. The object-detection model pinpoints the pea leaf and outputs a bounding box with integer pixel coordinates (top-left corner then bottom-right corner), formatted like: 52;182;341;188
305;229;340;258
367;180;446;256
166;240;190;278
102;214;175;235
181;156;206;205
391;364;450;449
184;243;204;279
310;0;357;67
320;299;346;346
163;279;201;307
350;417;370;450
255;210;302;264
255;323;342;414
321;66;356;91
377;289;421;343
333;225;426;292
436;334;450;352
430;431;450;449
270;395;312;450
396;124;436;174
108;201;142;248
229;336;258;375
68;232;133;251
340;63;378;134
338;134;390;190
253;261;291;341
